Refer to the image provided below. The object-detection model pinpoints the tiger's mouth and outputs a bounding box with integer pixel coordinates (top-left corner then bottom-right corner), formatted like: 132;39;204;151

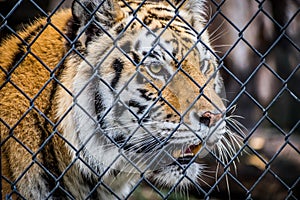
119;138;206;172
170;143;203;166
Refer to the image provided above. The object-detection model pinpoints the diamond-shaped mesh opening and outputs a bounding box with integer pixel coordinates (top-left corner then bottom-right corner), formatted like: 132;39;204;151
268;89;300;130
1;0;299;199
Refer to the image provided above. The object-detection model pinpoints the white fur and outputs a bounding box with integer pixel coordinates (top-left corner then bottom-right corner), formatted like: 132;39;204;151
54;0;239;198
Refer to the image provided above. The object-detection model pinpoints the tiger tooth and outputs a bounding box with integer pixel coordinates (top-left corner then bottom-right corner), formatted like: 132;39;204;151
182;153;194;157
191;143;202;155
172;143;202;159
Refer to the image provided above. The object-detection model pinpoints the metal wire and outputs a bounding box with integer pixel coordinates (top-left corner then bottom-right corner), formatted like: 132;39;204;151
0;0;299;199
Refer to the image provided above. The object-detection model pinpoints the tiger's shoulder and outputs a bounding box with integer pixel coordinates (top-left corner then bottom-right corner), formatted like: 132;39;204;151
0;8;73;139
0;9;72;73
0;9;75;198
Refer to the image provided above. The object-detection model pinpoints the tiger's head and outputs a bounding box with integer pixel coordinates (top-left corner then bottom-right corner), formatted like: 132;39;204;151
59;0;240;191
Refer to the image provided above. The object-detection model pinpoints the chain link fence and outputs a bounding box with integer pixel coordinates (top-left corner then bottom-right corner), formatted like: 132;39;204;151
0;0;299;199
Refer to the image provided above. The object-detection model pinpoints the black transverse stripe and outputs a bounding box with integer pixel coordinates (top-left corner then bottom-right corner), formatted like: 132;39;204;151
128;100;147;114
137;89;152;101
95;90;107;129
148;13;173;23
153;7;173;12
38;59;69;198
65;17;80;45
95;91;104;120
7;24;44;74
34;112;67;199
131;51;140;65
111;59;124;89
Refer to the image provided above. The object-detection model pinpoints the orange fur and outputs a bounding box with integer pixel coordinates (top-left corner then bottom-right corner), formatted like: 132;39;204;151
0;10;72;198
0;1;232;198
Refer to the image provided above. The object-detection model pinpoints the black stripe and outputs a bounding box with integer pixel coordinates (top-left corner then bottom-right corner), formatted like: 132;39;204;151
111;59;124;89
147;12;173;22
128;100;147;114
200;58;210;74
137;89;152;101
113;134;126;146
95;90;107;129
95;91;104;120
38;59;69;198
143;14;172;26
34;113;67;199
131;51;141;65
85;23;103;46
7;24;44;74
134;40;140;51
153;7;173;12
182;37;192;43
143;16;152;25
115;23;124;35
120;41;132;53
65;17;80;43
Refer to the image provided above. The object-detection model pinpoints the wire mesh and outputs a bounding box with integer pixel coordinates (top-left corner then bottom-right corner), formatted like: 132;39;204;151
0;0;299;199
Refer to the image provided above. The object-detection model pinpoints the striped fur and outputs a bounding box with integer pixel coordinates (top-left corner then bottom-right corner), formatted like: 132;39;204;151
0;0;239;199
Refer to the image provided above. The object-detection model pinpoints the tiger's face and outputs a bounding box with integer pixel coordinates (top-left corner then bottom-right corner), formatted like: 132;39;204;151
65;0;237;190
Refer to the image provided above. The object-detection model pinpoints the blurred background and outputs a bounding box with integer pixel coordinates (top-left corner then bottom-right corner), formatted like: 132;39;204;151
1;0;299;199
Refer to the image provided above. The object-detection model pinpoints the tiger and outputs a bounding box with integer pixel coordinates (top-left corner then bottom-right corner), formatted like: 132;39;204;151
0;0;242;199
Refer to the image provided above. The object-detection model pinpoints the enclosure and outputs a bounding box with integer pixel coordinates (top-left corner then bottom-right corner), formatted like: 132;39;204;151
0;0;299;199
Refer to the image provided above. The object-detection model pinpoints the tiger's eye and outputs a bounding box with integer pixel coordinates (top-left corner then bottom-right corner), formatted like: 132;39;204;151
150;64;162;74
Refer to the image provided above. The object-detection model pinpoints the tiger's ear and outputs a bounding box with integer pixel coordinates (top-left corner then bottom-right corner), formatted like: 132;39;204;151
170;0;207;31
72;0;125;45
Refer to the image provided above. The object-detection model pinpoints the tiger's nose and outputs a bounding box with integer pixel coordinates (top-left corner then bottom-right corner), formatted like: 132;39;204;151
199;111;223;127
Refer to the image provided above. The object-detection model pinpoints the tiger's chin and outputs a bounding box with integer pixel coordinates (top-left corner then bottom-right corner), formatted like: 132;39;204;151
143;141;207;187
146;159;204;189
108;140;209;189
